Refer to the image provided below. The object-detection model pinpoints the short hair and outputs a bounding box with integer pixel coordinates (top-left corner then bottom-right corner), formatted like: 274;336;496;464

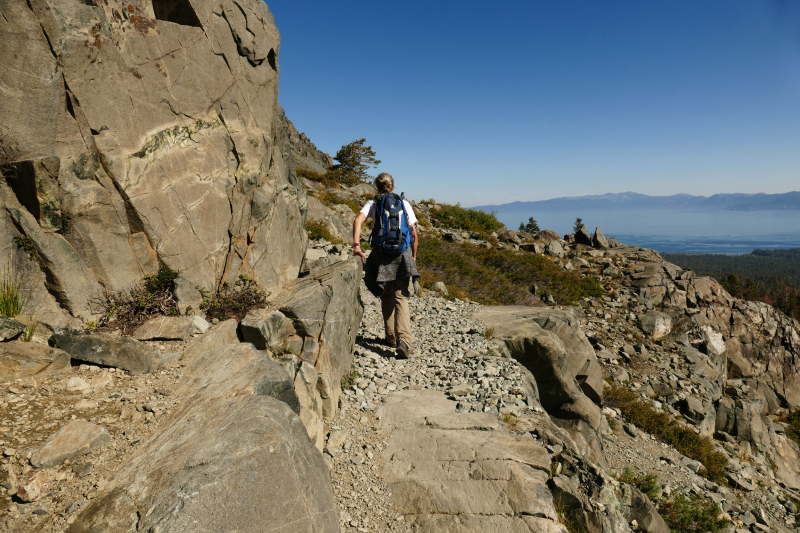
375;173;394;193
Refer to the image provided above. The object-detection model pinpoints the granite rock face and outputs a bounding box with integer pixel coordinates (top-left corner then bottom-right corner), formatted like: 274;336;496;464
0;0;306;325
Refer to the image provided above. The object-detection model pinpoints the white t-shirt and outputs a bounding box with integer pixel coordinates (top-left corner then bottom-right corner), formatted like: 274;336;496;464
360;198;418;226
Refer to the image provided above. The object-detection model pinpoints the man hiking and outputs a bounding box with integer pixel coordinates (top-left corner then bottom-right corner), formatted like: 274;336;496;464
352;173;419;358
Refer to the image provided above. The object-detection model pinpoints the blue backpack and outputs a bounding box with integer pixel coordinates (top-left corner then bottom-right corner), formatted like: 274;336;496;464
371;193;412;255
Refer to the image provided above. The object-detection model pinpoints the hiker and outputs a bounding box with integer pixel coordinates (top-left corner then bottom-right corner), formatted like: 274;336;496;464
353;173;419;358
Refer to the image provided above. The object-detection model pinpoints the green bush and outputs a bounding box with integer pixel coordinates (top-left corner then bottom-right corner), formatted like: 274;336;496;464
429;203;504;235
143;267;178;293
659;493;729;533
416;237;603;306
306;220;342;243
605;384;728;484
619;467;660;501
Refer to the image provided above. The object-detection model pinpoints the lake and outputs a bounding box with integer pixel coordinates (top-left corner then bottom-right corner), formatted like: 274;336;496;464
485;207;800;254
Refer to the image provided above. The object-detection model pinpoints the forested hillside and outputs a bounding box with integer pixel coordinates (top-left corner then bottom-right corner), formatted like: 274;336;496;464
664;248;800;321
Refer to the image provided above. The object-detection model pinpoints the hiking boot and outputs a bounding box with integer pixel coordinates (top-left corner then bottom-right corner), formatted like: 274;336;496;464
396;339;409;358
384;339;398;348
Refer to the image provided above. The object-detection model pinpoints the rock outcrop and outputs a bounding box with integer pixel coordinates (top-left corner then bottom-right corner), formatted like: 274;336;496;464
286;116;333;174
475;306;608;464
241;257;363;448
1;0;307;328
68;320;338;532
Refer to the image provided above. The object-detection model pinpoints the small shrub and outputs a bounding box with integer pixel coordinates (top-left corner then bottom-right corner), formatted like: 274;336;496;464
604;384;728;484
85;321;97;329
484;325;495;339
606;416;617;431
659;493;729;533
618;467;660;501
0;263;28;318
201;276;267;322
13;235;36;259
340;368;360;390
94;267;180;335
306;219;342;244
429;203;504;235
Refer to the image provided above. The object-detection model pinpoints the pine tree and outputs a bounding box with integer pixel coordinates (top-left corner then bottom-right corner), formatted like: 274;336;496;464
573;217;585;234
327;138;381;185
518;217;540;233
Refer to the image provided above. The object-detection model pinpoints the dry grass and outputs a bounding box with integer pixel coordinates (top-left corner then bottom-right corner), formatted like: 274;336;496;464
604;384;728;484
94;268;180;335
416;237;603;306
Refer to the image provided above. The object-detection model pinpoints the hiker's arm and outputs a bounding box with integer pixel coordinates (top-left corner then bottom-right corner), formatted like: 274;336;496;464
352;212;366;262
411;223;418;260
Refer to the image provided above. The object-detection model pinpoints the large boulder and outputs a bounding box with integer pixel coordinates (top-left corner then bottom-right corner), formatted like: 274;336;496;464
68;321;338;532
474;306;607;464
638;311;672;340
0;0;306;321
574;226;593;246
592;227;609;248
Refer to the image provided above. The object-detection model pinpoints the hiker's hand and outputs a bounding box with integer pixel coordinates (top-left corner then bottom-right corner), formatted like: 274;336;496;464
353;244;365;262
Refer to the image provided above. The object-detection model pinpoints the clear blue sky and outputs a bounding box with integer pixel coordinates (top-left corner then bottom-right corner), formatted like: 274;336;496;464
268;1;800;206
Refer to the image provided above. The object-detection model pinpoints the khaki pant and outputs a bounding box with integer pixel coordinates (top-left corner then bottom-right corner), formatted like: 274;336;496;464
381;277;413;346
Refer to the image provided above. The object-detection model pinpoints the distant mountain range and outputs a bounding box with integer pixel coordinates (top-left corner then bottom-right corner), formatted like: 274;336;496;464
472;191;800;213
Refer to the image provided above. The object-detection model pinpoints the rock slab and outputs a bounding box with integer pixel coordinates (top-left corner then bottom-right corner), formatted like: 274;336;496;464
31;420;110;469
378;390;567;533
50;332;160;373
0;340;70;381
132;316;194;341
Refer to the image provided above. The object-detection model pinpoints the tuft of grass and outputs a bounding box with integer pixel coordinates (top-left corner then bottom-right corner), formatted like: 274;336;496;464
484;325;495;339
341;368;360;390
618;467;660;501
502;413;519;431
201;276;267;322
604;384;728;484
429;203;504;236
417;237;603;306
554;495;589;533
21;317;37;342
306;219;343;244
0;263;28;318
658;493;729;533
